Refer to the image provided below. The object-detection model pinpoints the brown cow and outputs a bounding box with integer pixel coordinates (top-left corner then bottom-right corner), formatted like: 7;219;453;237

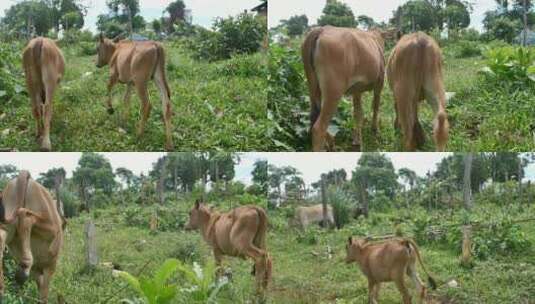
96;35;173;150
185;200;272;295
345;237;437;304
387;32;449;151
302;26;394;151
0;171;64;303
22;37;65;151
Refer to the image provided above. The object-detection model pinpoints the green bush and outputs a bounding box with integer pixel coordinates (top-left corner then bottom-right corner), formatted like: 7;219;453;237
450;40;482;58
122;205;186;232
214;53;266;78
328;187;353;228
480;46;535;88
78;41;97;56
0;42;25;102
267;43;308;150
186;12;265;61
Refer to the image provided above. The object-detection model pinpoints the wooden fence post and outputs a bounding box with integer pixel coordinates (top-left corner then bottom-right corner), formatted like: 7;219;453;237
461;225;472;267
321;178;329;229
85;221;98;268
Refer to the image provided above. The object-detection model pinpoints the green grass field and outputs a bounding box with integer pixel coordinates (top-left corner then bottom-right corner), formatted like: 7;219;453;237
6;199;533;304
267;40;535;152
0;41;267;151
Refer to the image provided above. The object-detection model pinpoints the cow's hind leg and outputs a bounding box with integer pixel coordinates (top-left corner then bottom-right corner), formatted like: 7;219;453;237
312;75;343;151
15;213;37;285
41;69;57;151
395;275;412;304
424;78;449;152
153;70;173;150
367;281;378;304
352;92;364;151
33;266;54;304
396;87;418;151
30;88;44;140
121;84;133;126
371;82;383;134
0;229;7;302
134;81;152;137
105;73;118;115
408;262;427;304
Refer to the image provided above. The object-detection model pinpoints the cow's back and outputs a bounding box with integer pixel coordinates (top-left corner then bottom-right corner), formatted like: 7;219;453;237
112;41;161;83
314;27;385;88
296;204;333;227
22;37;64;92
387;32;443;92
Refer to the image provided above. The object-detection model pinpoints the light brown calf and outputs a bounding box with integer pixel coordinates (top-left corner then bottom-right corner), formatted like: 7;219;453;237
302;26;392;151
185;200;272;295
96;34;173;150
0;171;64;303
387;32;449;151
22;37;65;151
345;237;437;304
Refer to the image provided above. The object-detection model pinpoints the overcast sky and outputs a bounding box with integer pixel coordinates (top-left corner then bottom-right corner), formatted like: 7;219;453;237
0;152;267;186
266;153;535;187
0;0;261;33
269;0;497;32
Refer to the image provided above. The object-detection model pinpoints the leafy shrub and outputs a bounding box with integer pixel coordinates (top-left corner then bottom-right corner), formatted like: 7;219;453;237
480;46;535;88
328;187;353;228
214;53;266;78
296;227;321;245
267;43;308;150
186;12;265;61
60;188;80;218
0;42;25;102
122;205;186;232
78;41;97;56
450;40;482;58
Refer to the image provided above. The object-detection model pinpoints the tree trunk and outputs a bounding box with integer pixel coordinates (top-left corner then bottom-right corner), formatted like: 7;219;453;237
523;0;528;46
321;178;329;229
518;157;523;202
158;163;167;205
127;6;133;36
463;153;474;210
360;179;369;218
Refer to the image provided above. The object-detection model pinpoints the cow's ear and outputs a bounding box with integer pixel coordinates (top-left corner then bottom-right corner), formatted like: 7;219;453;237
348;236;353;244
99;33;104;42
194;199;200;209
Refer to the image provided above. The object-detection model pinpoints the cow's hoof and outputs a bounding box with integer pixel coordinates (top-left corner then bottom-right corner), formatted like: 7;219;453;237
107;107;115;115
351;143;361;152
15;268;29;285
40;139;51;152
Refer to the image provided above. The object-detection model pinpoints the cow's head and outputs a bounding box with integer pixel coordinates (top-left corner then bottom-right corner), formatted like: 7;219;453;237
345;236;368;264
96;33;116;68
185;199;209;230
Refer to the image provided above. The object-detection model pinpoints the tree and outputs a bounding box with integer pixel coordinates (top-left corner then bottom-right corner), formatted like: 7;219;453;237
165;0;186;33
62;11;82;32
1;1;54;37
116;167;134;190
283;15;308;36
444;1;471;30
352;153;399;199
392;0;436;32
0;165;18;180
97;0;145;37
398;168;417;190
152;19;162;34
317;1;357;28
357;15;376;29
251;160;268;194
72;153;116;211
268;165;301;203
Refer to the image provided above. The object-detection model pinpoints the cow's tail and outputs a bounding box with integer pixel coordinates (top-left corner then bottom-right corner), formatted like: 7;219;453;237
404;238;437;290
252;206;272;285
155;43;171;100
1;171;32;224
23;38;45;103
302;27;323;129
